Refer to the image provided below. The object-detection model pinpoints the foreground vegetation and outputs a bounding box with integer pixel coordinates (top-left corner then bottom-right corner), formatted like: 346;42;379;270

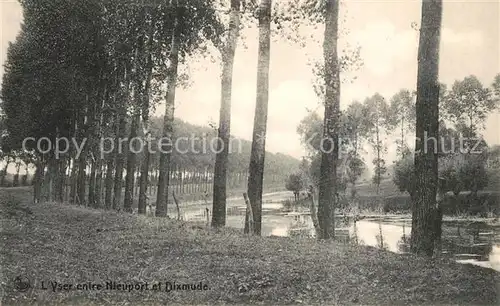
1;189;499;305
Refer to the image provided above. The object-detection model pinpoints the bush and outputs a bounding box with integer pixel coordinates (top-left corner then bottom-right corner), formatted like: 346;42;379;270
348;191;500;216
440;192;500;216
382;195;412;213
282;197;310;211
356;195;384;211
379;192;500;216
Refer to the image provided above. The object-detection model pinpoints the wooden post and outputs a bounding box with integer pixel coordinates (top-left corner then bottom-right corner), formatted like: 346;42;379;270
172;190;181;220
203;191;210;226
243;192;254;235
308;185;321;238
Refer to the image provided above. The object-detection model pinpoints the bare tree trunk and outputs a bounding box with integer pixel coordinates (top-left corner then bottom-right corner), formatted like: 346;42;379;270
113;110;127;210
243;192;254;234
56;158;66;202
138;48;154;214
46;156;58;202
77;149;87;206
76;103;88;206
410;0;442;256
69;157;78;204
308;187;321;237
104;156;115;209
156;6;180;217
317;0;340;239
88;159;97;207
211;0;241;228
33;159;45;204
375;125;381;195
94;159;103;208
0;156;10;186
124;112;140;213
138;147;150;214
245;0;271;236
12;161;20;187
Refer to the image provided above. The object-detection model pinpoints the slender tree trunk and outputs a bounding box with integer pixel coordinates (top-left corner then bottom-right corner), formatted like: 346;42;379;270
22;164;28;186
33;159;45;204
88;159;97;207
212;0;240;228
56;158;66;202
0;156;10;186
410;0;442;256
94;159;103;208
138;37;154;214
156;6;180;217
104;157;115;209
317;0;340;239
113;110;127;210
401;117;405;156
245;0;271;236
138;143;151;214
13;162;20;187
124;112;140;213
375;125;381;195
77;146;87;206
87;87;100;207
46;156;58;202
69;157;78;204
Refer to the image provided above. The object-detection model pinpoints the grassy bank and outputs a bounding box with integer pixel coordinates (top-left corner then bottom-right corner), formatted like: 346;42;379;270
1;189;499;305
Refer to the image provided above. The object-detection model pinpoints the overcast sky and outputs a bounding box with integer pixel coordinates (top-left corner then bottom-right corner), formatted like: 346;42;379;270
1;0;499;163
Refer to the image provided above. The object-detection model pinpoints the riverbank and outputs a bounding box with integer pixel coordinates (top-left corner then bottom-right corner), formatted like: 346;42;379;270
1;189;499;305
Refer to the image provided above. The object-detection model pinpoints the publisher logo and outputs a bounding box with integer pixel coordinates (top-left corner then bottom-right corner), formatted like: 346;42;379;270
14;276;30;292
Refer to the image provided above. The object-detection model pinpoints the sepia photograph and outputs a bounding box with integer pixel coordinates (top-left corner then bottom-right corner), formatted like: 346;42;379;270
0;0;499;304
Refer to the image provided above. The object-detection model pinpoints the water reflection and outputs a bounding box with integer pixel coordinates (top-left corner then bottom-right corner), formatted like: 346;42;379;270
179;205;500;271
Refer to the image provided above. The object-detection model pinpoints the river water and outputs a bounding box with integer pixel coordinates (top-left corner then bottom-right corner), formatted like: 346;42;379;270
175;193;500;272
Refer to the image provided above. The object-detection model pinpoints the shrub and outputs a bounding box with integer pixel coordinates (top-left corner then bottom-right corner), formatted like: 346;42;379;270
382;195;412;213
282;197;310;211
379;192;500;216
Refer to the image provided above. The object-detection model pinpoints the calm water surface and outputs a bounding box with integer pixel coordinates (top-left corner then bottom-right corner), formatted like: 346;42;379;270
174;196;500;272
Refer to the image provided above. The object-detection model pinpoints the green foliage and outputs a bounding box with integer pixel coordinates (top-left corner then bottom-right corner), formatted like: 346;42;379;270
392;155;415;196
1;0;225;161
441;75;498;133
346;155;365;186
371;158;387;186
382;192;500;216
458;156;489;193
388;89;415;156
285;173;304;194
393;143;491;207
297;111;323;153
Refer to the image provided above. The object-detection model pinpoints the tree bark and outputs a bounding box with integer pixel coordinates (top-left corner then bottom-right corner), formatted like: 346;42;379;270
88;158;97;206
69;157;78;204
410;0;442;256
56;158;66;202
245;0;271;236
138;36;154;214
156;5;180;217
317;0;340;239
113;110;127;210
212;0;240;227
0;156;10;186
33;158;45;204
104;158;114;209
94;159;103;208
124;112;140;213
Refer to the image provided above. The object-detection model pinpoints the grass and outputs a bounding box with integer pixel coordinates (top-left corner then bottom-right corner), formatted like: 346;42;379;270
1;188;499;305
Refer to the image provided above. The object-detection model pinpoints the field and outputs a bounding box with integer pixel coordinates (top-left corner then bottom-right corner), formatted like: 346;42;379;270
1;187;499;305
